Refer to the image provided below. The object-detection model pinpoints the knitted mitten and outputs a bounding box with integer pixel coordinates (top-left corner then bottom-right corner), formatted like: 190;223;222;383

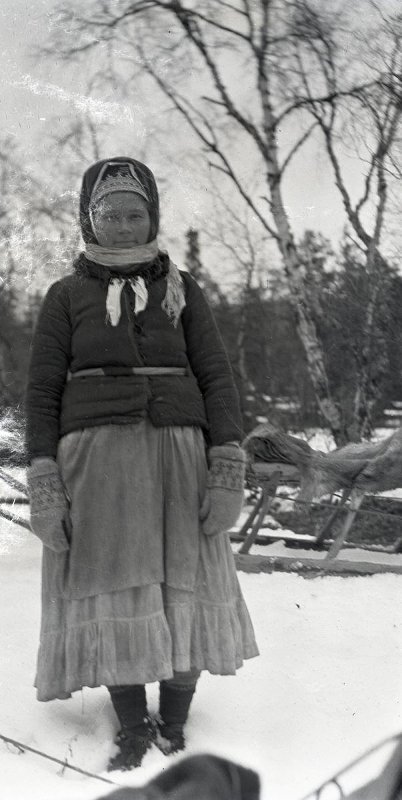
27;458;70;552
200;444;246;536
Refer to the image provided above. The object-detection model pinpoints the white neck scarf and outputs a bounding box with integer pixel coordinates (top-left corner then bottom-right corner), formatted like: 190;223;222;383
85;238;159;267
106;276;148;326
103;261;186;328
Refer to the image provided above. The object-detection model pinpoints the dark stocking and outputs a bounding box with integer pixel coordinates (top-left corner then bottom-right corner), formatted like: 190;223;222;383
158;671;199;753
108;683;148;732
107;684;151;771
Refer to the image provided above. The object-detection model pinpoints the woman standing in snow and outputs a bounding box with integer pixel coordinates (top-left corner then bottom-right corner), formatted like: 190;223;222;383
25;157;258;772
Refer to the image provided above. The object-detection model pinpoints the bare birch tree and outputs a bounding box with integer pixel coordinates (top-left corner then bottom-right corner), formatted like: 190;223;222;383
42;0;401;442
288;1;402;439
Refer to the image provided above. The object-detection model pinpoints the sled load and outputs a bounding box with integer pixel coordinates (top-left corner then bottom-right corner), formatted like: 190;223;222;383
233;424;402;577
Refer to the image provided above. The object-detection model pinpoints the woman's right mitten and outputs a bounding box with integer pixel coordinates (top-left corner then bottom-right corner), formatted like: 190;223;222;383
201;445;246;536
27;458;70;552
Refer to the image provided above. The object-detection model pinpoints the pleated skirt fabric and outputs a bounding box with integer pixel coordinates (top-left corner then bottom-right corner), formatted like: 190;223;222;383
35;421;259;701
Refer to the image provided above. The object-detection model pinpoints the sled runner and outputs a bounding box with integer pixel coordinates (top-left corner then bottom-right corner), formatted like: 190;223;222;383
301;732;402;800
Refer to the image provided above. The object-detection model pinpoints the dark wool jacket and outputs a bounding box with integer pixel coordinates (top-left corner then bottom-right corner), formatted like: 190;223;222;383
25;257;243;461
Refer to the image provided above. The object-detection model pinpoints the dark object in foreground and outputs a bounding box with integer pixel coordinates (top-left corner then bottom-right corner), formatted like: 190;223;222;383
101;753;260;799
98;734;402;799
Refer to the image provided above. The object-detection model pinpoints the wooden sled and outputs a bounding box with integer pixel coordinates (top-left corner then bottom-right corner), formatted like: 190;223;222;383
232;462;402;577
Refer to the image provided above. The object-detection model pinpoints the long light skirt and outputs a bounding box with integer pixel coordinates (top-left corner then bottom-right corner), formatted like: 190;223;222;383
35;422;259;701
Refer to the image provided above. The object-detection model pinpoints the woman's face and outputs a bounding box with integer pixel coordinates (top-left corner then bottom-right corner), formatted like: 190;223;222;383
91;191;151;247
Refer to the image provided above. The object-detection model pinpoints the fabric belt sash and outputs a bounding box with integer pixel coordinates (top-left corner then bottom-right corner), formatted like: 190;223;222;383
67;366;187;380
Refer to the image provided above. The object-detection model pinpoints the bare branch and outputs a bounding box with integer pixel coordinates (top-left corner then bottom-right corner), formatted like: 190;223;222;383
162;2;269;156
135;42;279;240
201;96;227;108
322;122;371;246
214;0;247;17
241;0;256;46
280;121;318;175
275;80;380;127
354;152;377;218
182;8;252;45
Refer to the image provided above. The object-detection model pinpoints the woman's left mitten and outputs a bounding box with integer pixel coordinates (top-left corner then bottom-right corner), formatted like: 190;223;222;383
201;445;246;536
27;459;70;552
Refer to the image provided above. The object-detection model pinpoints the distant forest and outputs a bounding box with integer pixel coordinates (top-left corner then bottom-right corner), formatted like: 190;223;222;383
184;229;402;437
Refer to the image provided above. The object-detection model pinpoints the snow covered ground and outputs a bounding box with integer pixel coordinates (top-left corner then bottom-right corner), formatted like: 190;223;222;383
0;471;402;800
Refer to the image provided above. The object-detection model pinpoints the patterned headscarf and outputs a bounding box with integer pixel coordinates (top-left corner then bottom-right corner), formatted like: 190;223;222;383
79;157;160;245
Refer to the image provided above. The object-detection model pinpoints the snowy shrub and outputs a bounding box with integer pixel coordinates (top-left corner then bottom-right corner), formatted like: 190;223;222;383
0;410;26;466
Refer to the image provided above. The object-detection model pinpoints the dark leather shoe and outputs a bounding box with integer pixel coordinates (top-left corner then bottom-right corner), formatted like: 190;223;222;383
155;720;185;755
107;723;153;772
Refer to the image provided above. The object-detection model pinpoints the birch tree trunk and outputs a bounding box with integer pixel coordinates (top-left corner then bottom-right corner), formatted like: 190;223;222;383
255;1;344;441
